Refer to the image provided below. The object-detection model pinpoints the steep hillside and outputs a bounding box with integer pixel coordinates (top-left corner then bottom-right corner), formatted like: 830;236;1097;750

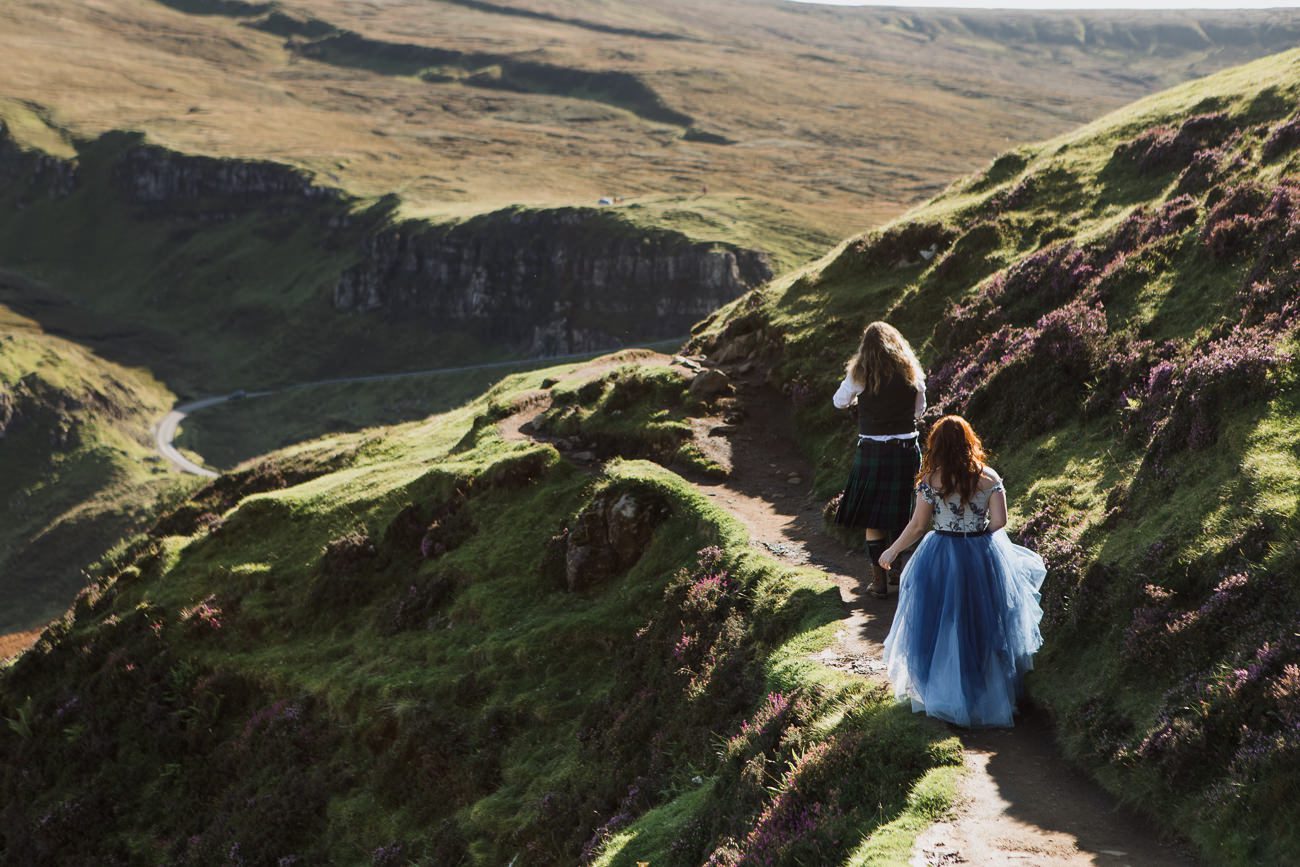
693;48;1300;865
0;304;181;633
0;354;965;864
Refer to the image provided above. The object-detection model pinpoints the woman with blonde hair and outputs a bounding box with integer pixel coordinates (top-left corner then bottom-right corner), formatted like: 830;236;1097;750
878;415;1046;728
832;321;927;599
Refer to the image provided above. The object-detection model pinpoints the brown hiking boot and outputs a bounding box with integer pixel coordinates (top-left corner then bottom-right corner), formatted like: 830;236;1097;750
868;560;889;598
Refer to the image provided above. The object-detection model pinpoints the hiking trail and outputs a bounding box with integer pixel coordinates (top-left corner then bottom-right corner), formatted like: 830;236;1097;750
500;351;1194;867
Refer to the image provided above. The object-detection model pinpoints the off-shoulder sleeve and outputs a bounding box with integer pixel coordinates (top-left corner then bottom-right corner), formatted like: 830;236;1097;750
832;374;863;410
984;467;1005;494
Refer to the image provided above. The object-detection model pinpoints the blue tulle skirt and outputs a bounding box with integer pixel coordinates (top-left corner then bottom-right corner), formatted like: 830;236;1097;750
883;529;1046;728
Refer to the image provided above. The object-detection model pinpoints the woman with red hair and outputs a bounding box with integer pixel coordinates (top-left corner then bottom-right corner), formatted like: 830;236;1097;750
877;415;1046;728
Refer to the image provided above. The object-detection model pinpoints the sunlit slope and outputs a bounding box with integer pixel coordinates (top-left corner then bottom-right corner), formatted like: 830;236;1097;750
6;0;1300;239
694;47;1300;865
0;305;181;632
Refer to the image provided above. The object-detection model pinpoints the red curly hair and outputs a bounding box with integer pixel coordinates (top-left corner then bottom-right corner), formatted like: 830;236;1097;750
918;415;987;504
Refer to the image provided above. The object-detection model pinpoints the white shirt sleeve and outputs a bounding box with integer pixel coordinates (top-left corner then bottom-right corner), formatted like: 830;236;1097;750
832;374;863;409
914;382;927;419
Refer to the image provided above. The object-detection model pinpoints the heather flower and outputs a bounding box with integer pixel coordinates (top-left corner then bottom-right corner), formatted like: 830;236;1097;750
54;694;80;721
240;699;303;742
579;782;646;865
371;843;403;867
1140;322;1291;458
697;546;725;569
727;691;795;754
730;739;845;865
1262;114;1300;162
1200;179;1300;260
180;594;223;632
685;572;732;610
1108;195;1199;255
1114;113;1231;174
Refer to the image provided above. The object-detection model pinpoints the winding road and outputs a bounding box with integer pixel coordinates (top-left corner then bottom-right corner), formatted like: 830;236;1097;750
152;344;681;477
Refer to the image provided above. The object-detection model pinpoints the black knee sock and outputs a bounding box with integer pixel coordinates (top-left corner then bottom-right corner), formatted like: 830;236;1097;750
865;538;887;566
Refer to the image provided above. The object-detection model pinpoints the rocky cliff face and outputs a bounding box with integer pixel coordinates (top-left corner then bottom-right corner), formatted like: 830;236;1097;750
114;142;343;211
332;208;772;354
0;121;78;203
4;129;773;358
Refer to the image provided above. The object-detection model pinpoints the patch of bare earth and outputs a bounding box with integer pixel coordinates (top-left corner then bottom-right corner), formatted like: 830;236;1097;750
498;354;1194;866
0;629;40;662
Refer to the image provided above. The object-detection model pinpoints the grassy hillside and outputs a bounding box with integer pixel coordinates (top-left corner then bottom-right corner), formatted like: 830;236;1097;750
692;48;1300;865
6;0;1300;244
7;8;1300;864
0;357;965;864
0;304;186;633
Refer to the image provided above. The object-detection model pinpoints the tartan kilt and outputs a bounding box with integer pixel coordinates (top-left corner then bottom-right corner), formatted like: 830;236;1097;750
833;437;921;536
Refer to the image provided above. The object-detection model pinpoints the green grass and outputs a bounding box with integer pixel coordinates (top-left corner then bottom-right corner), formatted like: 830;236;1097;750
0;306;190;632
844;765;964;867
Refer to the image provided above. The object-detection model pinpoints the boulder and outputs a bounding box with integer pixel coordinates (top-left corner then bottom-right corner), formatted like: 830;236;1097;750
563;490;669;592
688;368;732;401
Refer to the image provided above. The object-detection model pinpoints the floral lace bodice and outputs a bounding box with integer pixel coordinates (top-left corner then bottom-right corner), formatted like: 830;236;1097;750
918;471;1005;533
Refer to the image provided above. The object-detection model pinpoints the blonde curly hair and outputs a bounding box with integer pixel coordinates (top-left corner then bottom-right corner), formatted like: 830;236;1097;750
845;321;924;395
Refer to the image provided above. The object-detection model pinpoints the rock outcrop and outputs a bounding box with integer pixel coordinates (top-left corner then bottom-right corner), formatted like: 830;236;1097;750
561;489;669;592
332;208;772;354
0;121;78;202
3;129;773;358
114;143;343;210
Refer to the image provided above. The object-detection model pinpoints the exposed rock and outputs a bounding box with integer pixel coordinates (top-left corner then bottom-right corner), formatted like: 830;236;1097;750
711;331;759;364
0;120;79;202
688;368;732;401
672;354;704;371
115;143;343;209
0;390;13;438
563;490;669;592
692;297;785;370
332;207;772;355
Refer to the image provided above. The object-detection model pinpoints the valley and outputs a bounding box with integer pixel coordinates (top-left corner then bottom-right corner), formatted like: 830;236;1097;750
3;1;1300;864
